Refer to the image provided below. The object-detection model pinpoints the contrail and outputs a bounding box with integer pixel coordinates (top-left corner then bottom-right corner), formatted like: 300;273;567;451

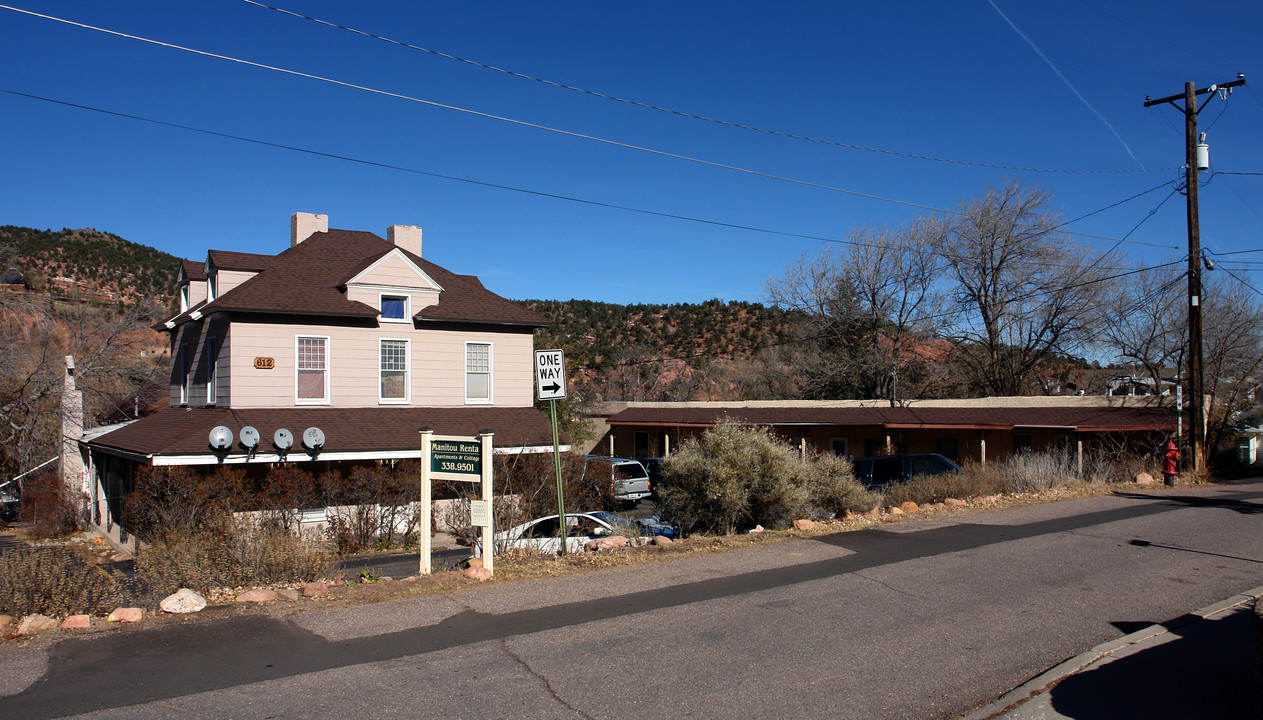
987;0;1145;169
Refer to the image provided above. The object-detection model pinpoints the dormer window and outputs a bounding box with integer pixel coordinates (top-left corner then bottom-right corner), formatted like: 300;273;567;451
380;294;409;323
180;284;190;313
207;272;218;302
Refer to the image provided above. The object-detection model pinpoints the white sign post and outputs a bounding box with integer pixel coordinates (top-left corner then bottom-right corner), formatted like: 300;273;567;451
419;429;494;575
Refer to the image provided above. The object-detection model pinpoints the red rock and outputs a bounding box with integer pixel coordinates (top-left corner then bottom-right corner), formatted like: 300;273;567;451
793;519;815;531
18;614;57;634
235;589;278;603
467;557;484;569
945;498;966;508
463;566;492;581
107;607;143;623
302;582;328;598
899;501;919;513
651;535;674;546
888;506;904;516
278;589;300;602
60;615;91;630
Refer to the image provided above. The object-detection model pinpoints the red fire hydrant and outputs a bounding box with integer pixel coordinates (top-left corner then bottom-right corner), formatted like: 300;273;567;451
1163;440;1181;487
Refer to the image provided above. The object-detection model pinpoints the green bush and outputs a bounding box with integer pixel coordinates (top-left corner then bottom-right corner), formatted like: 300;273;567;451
0;546;126;617
657;422;878;536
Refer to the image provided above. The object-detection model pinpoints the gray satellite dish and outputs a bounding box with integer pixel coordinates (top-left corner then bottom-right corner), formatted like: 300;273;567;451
240;426;260;449
209;425;233;451
273;428;293;450
303;426;326;450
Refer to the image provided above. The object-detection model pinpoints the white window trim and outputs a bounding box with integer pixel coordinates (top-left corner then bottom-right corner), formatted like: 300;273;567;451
178;343;189;406
205;335;217;406
295;335;331;406
207;272;217;302
464;341;493;405
378;337;411;405
180;284;190;313
378;292;411;324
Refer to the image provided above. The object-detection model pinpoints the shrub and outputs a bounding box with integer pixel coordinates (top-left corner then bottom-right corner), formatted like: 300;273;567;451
0;546;126;616
124;465;237;538
134;523;331;594
657;422;878;536
880;461;1005;506
18;470;79;539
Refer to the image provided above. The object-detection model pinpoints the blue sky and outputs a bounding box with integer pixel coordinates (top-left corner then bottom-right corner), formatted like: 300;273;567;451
1;1;1260;305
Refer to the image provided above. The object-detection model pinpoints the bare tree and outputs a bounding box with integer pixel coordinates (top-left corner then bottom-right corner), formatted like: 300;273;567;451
766;221;941;399
1099;264;1187;397
929;180;1109;396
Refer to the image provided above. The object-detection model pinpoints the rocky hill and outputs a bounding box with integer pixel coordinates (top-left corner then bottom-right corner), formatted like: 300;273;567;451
0;225;181;306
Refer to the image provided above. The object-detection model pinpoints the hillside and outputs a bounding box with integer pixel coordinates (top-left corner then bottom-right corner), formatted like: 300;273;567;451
520;298;798;401
0;225;181;305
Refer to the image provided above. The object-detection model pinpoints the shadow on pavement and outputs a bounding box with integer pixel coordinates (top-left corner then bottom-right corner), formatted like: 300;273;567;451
1046;606;1256;719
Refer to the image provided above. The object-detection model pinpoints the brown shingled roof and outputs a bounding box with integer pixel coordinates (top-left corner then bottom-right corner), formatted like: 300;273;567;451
180;258;206;281
186;229;547;327
607;405;1178;432
89;406;557;458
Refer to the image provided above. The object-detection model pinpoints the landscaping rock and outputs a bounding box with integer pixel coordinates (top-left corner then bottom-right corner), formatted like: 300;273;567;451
899;501;920;513
652;535;674;546
107;608;143;623
302;582;328;598
160;588;207;614
464;566;492;581
888;506;904;516
467;557;484;569
109;552;130;563
0;614;13;635
18;614;57;635
235;589;278;603
793;519;815;531
1134;472;1156;486
60;615;91;630
945;498;967;508
748;525;765;534
839;508;855;521
277;589;300;602
585;536;630;552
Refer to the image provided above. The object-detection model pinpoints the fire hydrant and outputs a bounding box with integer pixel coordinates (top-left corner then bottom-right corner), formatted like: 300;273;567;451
1163;440;1181;487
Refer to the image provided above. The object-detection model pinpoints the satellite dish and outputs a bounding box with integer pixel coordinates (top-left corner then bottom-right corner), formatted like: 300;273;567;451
273;428;294;450
303;426;326;450
240;426;260;449
209;426;233;451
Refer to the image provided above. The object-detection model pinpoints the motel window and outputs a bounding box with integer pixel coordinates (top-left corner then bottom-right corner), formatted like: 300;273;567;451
296;336;329;403
830;438;849;457
380;339;409;403
380;294;408;322
935;437;959;462
465;342;491;403
1012;434;1032;455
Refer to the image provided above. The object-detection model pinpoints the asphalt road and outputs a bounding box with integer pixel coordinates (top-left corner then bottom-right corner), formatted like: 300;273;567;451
3;481;1263;719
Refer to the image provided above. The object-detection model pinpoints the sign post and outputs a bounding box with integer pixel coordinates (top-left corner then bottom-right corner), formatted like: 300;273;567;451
419;429;494;574
534;349;568;554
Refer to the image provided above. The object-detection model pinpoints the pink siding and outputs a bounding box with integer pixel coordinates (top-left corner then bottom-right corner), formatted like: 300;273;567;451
216;269;257;297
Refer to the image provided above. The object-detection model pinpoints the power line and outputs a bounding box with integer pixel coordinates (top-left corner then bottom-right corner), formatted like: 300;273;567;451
0;5;1185;251
241;0;1175;176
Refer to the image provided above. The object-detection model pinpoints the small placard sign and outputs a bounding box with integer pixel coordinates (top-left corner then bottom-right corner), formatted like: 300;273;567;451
470;499;491;527
254;357;275;370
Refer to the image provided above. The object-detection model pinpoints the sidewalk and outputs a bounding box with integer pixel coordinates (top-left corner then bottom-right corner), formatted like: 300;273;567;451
966;586;1263;719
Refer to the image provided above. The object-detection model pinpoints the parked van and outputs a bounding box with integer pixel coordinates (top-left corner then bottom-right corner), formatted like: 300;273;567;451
582;456;652;504
851;453;961;489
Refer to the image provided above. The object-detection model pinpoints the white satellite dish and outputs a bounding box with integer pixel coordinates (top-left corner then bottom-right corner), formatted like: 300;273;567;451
209;425;233;451
273;428;294;450
303;426;326;450
240;426;260;449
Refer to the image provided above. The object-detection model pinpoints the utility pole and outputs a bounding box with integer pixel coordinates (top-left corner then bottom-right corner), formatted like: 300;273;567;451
1144;75;1246;473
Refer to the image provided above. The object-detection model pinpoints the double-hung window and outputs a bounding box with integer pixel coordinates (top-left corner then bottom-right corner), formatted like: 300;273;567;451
205;336;217;406
465;342;492;403
296;336;329;403
380;339;409;403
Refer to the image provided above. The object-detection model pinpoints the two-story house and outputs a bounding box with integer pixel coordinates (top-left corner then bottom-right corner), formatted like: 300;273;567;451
79;213;556;542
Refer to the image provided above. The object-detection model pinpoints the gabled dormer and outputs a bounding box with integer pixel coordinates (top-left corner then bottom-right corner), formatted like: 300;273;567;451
178;259;207;313
342;225;445;324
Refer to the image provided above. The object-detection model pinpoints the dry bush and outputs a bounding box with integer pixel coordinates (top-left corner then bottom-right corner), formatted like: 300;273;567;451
1005;448;1077;492
124;465;238;538
0;546;126;616
880;461;1006;506
135;524;331;594
319;463;421;552
658;422;878;536
18;470;79;538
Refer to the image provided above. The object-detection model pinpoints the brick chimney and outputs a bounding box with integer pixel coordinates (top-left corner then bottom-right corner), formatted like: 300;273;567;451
291;212;328;247
387;224;422;257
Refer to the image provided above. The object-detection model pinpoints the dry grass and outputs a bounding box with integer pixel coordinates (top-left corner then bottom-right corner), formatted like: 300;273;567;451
135;524;332;595
0;546;127;617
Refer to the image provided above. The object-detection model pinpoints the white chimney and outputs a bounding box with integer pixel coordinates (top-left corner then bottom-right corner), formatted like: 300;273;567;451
387;224;422;257
291;212;328;247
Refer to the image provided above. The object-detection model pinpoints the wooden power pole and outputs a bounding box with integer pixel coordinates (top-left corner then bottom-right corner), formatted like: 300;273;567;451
1144;75;1246;473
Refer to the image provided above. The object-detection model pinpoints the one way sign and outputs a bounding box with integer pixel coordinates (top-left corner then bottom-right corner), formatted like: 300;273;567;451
534;349;567;401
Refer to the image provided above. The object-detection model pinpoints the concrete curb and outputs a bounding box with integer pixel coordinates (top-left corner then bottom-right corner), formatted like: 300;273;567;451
960;584;1263;720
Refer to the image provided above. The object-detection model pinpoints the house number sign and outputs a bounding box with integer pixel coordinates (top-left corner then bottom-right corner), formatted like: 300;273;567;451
254;357;275;369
